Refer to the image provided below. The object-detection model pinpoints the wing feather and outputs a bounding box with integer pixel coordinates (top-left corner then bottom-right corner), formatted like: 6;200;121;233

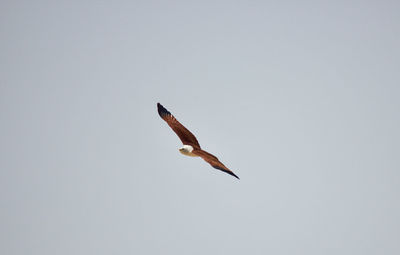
192;149;239;179
157;103;201;148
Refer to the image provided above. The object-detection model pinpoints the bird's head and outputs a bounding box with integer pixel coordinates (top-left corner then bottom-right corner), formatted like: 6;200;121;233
179;145;194;155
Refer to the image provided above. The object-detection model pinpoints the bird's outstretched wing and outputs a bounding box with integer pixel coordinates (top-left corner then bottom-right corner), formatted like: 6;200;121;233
157;103;201;148
192;149;240;179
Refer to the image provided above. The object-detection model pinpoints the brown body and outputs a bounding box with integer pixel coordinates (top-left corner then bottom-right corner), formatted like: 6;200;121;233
157;103;239;179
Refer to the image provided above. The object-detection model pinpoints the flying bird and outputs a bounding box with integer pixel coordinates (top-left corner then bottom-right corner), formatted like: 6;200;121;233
157;103;239;179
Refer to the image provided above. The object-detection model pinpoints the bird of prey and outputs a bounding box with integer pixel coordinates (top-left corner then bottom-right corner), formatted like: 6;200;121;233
157;103;239;179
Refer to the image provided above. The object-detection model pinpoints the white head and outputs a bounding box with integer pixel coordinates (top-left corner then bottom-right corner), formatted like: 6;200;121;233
179;145;194;156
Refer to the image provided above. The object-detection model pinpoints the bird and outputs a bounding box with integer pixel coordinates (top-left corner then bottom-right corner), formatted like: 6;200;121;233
157;103;239;179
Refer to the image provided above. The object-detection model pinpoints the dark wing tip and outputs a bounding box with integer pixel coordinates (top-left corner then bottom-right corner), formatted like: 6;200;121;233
227;171;240;180
213;165;240;179
157;103;171;118
229;172;240;179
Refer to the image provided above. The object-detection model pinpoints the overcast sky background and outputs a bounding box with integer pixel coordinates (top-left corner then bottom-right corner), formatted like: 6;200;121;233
1;1;399;254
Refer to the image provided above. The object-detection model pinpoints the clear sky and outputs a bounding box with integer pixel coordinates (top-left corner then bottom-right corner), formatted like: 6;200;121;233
1;1;399;254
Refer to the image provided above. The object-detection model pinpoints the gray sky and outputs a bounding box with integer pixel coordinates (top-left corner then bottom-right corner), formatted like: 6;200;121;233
1;1;399;254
